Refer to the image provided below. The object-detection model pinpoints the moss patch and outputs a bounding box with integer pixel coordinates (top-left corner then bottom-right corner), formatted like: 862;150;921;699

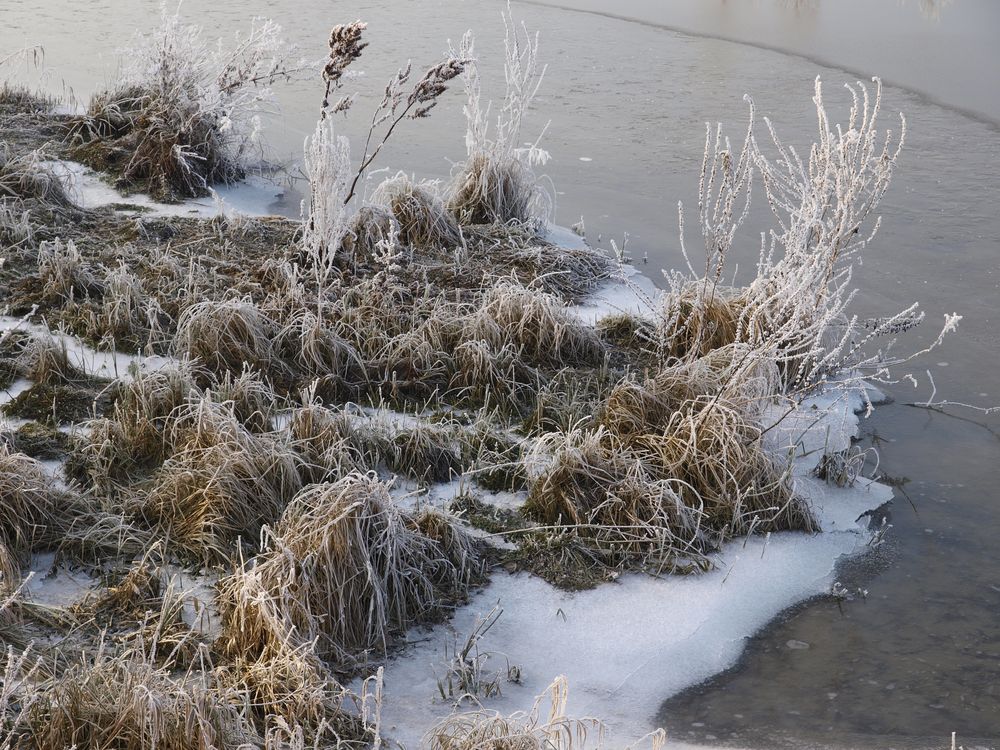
4;421;71;460
3;378;113;425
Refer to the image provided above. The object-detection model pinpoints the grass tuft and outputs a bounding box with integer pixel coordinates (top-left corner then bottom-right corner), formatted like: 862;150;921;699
374;174;464;251
0;443;77;561
0;145;75;210
139;396;303;563
218;472;481;666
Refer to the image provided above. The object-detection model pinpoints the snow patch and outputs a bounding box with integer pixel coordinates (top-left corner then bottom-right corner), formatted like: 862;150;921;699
568;262;659;325
23;553;98;608
0;315;176;380
45;159;285;218
544;222;590;251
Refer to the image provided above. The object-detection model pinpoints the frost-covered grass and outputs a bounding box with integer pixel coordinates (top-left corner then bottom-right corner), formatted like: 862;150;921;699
446;8;551;229
0;3;959;748
66;7;306;200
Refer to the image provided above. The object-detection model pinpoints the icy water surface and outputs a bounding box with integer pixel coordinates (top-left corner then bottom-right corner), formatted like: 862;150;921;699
2;0;999;747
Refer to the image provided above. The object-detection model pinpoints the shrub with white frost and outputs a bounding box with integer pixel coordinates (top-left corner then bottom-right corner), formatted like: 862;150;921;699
70;5;306;199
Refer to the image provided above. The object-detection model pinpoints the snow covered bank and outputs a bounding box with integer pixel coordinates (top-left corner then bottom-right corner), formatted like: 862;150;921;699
44;159;286;219
368;379;891;747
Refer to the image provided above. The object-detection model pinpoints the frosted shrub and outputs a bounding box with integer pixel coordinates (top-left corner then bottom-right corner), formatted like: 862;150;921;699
662;77;954;391
302;21;467;274
448;7;551;228
301;117;351;289
71;6;306;199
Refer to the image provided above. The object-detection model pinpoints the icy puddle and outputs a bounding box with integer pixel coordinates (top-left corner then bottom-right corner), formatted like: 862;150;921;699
0;315;176;381
44;159;287;219
366;383;893;747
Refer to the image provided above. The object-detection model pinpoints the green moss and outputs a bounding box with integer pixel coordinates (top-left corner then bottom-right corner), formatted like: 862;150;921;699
3;379;113;426
450;493;526;536
504;530;619;592
6;421;71;460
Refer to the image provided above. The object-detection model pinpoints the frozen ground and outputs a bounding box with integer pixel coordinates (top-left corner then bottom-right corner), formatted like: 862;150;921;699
365;383;891;748
4;166;894;747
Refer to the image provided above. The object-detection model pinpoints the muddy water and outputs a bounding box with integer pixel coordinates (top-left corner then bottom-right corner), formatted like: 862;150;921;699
2;0;999;747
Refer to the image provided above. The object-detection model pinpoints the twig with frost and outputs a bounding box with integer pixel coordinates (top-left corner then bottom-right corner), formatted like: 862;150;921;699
301;118;351;291
343;55;470;205
907;369;999;415
320;21;367;117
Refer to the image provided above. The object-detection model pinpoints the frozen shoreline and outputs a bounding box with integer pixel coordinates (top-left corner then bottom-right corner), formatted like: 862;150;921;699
362;380;891;747
5;164;895;747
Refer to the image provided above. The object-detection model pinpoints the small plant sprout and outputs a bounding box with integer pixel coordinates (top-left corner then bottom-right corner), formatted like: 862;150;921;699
435;604;515;707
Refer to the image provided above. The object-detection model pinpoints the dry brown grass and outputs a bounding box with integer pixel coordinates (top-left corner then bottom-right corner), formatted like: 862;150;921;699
70;364;198;491
173;298;288;383
37;238;99;303
13;333;79;385
8;637;250;750
0;444;77;561
288;401;384;483
217;472;480;667
523;343;814;567
341;204;398;262
276;308;366;393
0;145;75;211
426;675;652;750
655;285;750;362
463;282;604;369
447;153;540;228
0;541;20;606
138;397;303;563
374;174;464;251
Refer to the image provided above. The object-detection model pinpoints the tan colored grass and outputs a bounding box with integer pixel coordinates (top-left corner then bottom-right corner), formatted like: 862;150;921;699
524;343;814;565
447;153;540;228
9;636;252;750
71;364;200;491
0;444;77;561
138;397;303;563
217;472;480;667
0;145;75;210
288;400;384;483
450;340;540;415
374;174;464;250
463;282;604;369
13;333;78;385
37;238;98;302
173;298;287;382
426;675;659;750
0;541;19;604
276;308;366;390
341;204;398;262
656;285;750;362
524;425;709;572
